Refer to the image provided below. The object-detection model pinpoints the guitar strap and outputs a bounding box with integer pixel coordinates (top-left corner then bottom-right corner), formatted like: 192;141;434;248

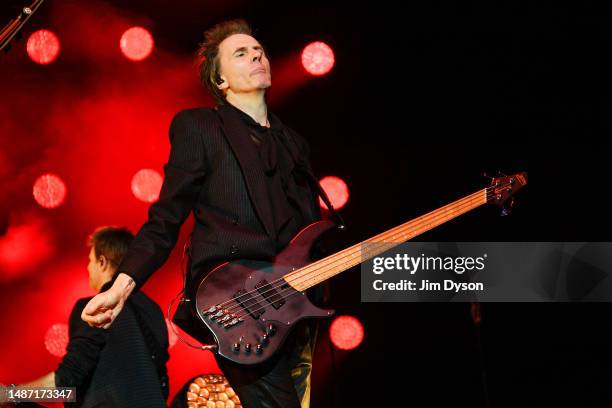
278;127;346;230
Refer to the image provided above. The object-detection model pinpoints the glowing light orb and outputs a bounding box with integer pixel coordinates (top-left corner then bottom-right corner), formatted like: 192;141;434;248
0;219;53;280
301;41;335;76
27;29;61;65
45;323;69;357
131;169;162;203
33;174;67;209
329;315;364;350
318;176;349;210
120;27;154;61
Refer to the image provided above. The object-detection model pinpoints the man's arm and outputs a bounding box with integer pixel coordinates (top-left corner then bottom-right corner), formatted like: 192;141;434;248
82;110;209;328
19;372;55;388
81;273;135;329
57;299;107;388
16;299;106;390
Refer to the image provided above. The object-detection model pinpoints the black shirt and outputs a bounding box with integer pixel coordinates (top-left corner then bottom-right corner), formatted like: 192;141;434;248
55;282;169;407
225;103;320;250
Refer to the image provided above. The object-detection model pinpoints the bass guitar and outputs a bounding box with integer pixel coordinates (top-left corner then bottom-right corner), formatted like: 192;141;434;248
195;172;527;364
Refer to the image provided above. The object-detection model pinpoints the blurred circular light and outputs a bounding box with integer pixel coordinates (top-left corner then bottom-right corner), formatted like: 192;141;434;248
27;29;61;65
318;175;349;210
44;323;69;357
0;219;53;280
131;169;162;203
120;27;154;61
301;41;335;76
33;174;67;209
329;315;364;350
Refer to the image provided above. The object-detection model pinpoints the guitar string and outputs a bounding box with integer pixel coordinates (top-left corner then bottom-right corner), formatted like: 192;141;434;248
206;185;491;314
204;188;488;317
225;189;496;322
210;185;506;321
207;185;511;322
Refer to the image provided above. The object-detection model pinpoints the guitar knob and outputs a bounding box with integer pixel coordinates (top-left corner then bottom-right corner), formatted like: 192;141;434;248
244;343;252;352
266;324;276;335
232;343;240;352
256;344;263;354
261;333;269;343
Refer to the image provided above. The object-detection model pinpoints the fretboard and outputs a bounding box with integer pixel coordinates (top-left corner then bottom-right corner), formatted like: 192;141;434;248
284;188;488;291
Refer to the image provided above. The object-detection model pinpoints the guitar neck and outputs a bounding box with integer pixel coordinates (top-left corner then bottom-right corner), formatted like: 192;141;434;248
284;188;489;291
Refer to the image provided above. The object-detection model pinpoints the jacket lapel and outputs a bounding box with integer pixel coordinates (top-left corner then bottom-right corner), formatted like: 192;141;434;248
215;104;276;239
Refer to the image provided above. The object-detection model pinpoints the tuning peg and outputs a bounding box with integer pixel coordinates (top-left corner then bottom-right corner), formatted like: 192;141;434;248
484;172;502;187
483;172;501;187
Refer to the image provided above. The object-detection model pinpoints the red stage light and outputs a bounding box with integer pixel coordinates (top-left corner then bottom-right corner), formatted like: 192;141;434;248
33;174;67;209
301;41;335;76
0;219;53;280
131;169;162;203
44;323;69;358
318;176;349;210
26;29;61;65
120;27;154;61
329;315;364;350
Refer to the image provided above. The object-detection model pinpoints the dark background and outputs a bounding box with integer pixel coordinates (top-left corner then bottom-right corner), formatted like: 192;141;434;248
1;1;610;406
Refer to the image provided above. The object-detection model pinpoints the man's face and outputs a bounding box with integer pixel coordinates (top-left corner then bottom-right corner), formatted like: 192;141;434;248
217;33;271;95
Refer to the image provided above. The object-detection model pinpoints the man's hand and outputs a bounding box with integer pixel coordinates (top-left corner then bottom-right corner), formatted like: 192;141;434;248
81;273;135;329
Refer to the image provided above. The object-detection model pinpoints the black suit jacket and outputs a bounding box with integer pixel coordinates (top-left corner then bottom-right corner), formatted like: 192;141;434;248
55;290;169;407
118;104;322;338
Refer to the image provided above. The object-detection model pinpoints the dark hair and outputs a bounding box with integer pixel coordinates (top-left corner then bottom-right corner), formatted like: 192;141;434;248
197;19;253;105
87;226;134;272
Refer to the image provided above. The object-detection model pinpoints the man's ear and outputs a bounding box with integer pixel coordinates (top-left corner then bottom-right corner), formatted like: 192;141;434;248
216;76;228;91
99;255;108;270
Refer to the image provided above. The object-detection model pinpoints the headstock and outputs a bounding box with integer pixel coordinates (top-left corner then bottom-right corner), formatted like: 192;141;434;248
487;172;528;215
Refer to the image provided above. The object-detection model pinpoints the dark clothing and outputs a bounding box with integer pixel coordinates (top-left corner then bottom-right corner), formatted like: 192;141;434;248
117;103;322;323
229;103;317;250
116;103;326;407
215;319;317;408
55;289;169;407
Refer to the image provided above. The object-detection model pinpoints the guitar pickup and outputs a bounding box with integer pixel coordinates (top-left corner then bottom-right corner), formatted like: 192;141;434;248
233;289;265;319
255;279;286;310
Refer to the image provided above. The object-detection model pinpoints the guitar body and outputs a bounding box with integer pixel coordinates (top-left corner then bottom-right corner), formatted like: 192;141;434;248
194;220;337;365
